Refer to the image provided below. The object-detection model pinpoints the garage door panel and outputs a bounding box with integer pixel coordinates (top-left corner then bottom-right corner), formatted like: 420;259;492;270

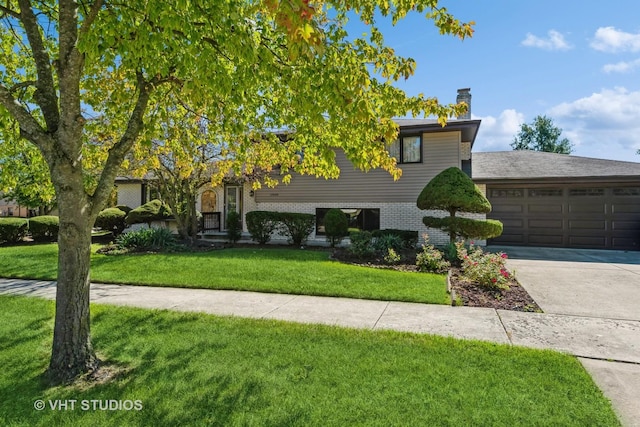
612;203;640;214
611;221;638;231
528;234;563;245
528;203;563;214
569;220;607;230
569;235;607;247
568;203;606;213
613;237;640;249
500;218;524;228
528;219;563;229
492;234;525;244
493;204;524;213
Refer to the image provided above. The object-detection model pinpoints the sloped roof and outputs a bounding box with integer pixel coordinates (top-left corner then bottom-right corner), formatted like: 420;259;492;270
473;151;640;181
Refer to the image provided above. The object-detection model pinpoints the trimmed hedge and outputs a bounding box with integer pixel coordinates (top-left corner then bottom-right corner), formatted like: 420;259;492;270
246;211;280;244
323;208;349;247
422;216;503;240
226;211;242;243
95;207;128;236
277;212;315;246
372;229;419;249
0;217;29;244
125;199;172;226
29;215;59;242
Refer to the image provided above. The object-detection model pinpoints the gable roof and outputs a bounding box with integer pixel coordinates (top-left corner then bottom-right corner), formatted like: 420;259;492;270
472;151;640;182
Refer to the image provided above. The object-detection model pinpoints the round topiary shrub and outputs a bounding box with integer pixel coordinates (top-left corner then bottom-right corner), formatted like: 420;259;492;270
125;199;172;227
0;217;29;244
323;208;348;247
29;215;59;242
95;207;128;236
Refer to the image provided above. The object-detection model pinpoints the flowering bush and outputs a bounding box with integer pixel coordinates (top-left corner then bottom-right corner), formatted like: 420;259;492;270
455;241;511;290
416;235;451;274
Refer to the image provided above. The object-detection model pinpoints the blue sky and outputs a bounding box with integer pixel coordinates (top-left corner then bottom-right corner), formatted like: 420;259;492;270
358;0;640;161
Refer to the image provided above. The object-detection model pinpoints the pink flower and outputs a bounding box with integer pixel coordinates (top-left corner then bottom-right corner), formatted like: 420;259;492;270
501;253;508;259
491;278;497;283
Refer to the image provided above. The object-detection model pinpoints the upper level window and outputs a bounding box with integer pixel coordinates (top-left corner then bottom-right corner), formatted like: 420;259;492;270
389;135;422;164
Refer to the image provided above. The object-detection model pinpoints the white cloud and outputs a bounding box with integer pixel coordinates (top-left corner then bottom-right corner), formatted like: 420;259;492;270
590;27;640;53
472;109;524;152
521;30;572;51
547;87;640;157
603;58;640;73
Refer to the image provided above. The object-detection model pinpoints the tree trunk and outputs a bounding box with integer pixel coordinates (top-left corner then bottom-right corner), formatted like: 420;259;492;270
47;176;98;384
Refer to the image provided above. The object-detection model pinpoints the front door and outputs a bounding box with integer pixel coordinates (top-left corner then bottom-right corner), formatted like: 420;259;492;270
224;185;243;229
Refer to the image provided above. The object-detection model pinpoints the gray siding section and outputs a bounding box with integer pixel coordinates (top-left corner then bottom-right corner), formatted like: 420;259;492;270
255;131;461;203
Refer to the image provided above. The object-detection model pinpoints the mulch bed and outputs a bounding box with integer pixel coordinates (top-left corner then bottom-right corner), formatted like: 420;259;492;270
331;248;542;312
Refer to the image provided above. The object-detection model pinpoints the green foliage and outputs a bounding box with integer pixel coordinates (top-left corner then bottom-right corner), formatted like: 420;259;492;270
416;236;451;274
383;248;401;265
95;207;128;236
125;199;172;226
0;218;28;244
324;208;349;247
115;205;133;214
225;211;242;244
511;115;573;154
348;231;375;258
28;216;59;242
246;211;280;244
422;217;503;241
372;233;404;253
456;242;512;290
372;229;418;249
417;167;491;214
418;167;501;243
116;227;180;252
276;212;315;246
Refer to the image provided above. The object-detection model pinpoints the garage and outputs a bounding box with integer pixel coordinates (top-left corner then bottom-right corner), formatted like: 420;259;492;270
473;151;640;250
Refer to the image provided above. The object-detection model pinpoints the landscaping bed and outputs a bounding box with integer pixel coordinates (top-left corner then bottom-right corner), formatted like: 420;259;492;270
331;247;542;312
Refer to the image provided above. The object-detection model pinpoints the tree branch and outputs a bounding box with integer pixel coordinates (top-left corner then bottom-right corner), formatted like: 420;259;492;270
0;4;21;19
0;83;55;152
89;72;157;215
16;0;60;132
79;0;104;36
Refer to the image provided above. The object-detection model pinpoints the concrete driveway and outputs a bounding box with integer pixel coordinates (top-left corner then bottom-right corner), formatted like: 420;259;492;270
489;245;640;427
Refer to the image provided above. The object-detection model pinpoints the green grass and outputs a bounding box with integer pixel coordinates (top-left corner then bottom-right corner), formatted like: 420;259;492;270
0;244;449;304
0;295;620;427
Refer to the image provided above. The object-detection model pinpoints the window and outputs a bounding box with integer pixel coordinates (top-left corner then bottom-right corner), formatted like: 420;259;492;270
569;188;604;197
529;188;563;197
389;135;422;164
315;208;380;235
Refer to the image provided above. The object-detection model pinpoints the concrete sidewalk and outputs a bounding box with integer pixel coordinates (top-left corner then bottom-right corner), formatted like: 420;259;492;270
2;277;640;425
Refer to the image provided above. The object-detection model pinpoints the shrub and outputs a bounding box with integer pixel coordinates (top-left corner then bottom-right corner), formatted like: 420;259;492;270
114;205;133;214
0;218;29;244
422;217;503;241
95;207;127;236
29;215;59;242
372;233;404;253
125;199;172;226
348;231;374;258
116;227;180;252
383;248;401;265
323;208;349;247
416;235;450;274
372;229;418;249
277;212;315;246
226;210;242;243
246;211;279;244
455;241;511;290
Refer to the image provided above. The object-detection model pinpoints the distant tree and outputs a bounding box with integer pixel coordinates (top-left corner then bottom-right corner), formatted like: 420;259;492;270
417;167;502;243
511;115;573;154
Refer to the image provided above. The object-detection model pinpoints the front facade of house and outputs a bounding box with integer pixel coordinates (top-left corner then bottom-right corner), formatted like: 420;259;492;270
116;118;482;246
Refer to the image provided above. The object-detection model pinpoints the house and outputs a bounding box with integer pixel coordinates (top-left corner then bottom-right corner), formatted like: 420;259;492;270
117;89;482;245
472;151;640;250
0;196;30;218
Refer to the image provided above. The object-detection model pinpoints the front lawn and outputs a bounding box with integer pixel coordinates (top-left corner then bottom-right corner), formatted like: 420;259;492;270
0;295;620;426
0;244;449;304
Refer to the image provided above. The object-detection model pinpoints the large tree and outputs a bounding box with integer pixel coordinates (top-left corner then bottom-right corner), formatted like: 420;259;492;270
0;0;473;384
511;115;573;154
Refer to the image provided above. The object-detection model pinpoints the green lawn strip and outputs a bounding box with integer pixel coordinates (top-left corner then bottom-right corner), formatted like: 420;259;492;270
0;295;620;427
0;244;449;304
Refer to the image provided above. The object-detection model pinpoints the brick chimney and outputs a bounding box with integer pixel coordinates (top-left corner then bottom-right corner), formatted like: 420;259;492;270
456;88;471;120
